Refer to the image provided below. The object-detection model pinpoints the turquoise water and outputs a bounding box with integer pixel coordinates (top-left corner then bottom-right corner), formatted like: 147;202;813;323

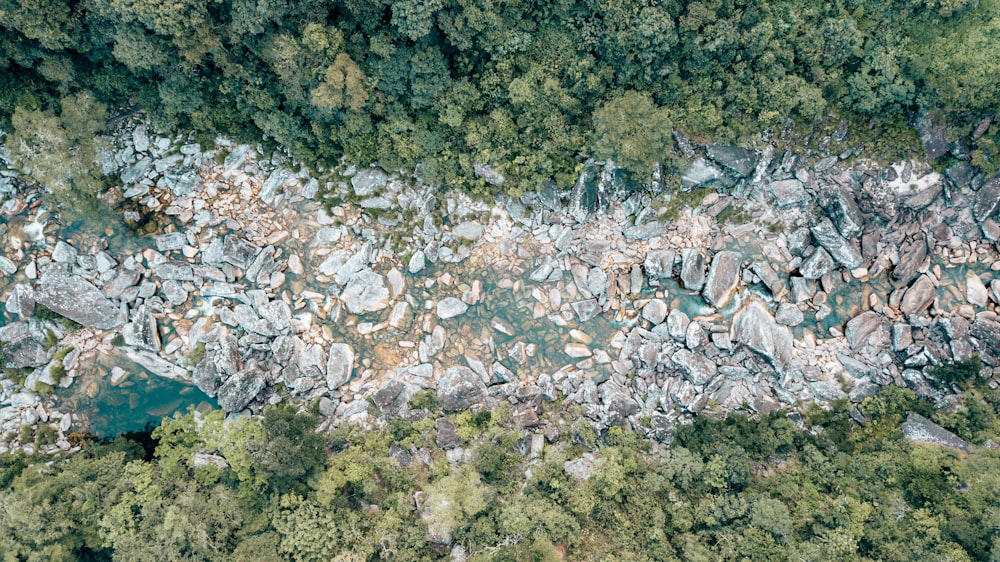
54;352;214;438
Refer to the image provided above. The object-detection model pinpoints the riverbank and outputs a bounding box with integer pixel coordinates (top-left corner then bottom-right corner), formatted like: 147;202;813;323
1;117;998;453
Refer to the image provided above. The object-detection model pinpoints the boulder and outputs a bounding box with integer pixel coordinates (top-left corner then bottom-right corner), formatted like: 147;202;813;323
769;179;809;208
435;418;463;449
408;250;426;274
0;324;48;368
437;366;487;412
974;177;1000;222
680;249;706;291
810;218;863;269
123;305;161;352
967;271;989;307
666;308;690;341
259;168;292;204
453;222;484;241
775;303;804;326
222;235;260;269
799;247;835;280
371;379;411;414
642;299;668;325
706;145;755;177
326;343;355;389
6;284;35;318
51;241;77;264
473;163;505;186
340;269;390;314
36;271;125;329
155;232;187;252
672;349;717;386
216;368;265;412
232;304;277;337
731;299;793;373
820;183;864;239
702;251;742;309
845;311;887;350
901;413;971;452
681;157;731;189
644;249;675;279
917;112;951;160
893;236;928;282
351;168;388;196
900;275;936;316
569;162;603;222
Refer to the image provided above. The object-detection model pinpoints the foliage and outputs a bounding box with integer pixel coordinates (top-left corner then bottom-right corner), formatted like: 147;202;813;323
1;0;998;202
0;383;996;560
926;355;984;389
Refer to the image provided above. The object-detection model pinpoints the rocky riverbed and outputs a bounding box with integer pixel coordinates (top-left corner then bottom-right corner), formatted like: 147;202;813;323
1;117;999;454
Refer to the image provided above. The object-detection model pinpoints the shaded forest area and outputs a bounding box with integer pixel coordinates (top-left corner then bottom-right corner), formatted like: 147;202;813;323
1;0;999;200
2;384;1000;561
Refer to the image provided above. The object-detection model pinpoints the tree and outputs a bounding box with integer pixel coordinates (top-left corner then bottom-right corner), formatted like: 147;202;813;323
311;53;368;112
591;90;675;174
5;91;108;216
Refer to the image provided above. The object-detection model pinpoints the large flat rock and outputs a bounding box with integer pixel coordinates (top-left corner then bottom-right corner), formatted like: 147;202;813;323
731;299;793;374
810;218;863;269
702;251;742;309
437;366;486;412
36;272;125;329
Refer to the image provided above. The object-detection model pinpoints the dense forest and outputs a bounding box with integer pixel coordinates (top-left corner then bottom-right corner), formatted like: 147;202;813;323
2;0;1000;206
2;384;999;561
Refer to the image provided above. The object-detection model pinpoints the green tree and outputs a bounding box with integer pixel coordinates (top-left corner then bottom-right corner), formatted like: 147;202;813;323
591;90;675;173
5;91;108;216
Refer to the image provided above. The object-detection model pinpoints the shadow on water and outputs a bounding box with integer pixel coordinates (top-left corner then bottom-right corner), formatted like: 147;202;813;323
55;351;214;439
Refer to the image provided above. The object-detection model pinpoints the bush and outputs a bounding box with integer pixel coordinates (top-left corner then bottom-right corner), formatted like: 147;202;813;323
926;355;983;389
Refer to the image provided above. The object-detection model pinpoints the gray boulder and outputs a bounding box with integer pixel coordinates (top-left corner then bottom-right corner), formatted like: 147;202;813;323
680;249;706;291
6;284;35;318
810;218;863;269
642;299;668;325
666;308;690;341
973;177;1000;222
644;249;675;279
799;247;835;280
901;413;971;452
222;235;260;269
681;157;732;189
123;305;161;352
775;303;804;326
893;236;928;282
351;168;388;197
672;349;717;386
0;324;48;368
769;179;809;208
820;183;864;239
702;251;742;309
437;366;487;412
731;299;793;374
569;163;602;222
845;311;887;350
473;163;505;186
706;145;755;177
36;272;125;329
900;275;936;316
216;368;265;412
371;379;411;414
326;343;355;389
155;232;187;252
340;269;390;314
917;112;951;160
